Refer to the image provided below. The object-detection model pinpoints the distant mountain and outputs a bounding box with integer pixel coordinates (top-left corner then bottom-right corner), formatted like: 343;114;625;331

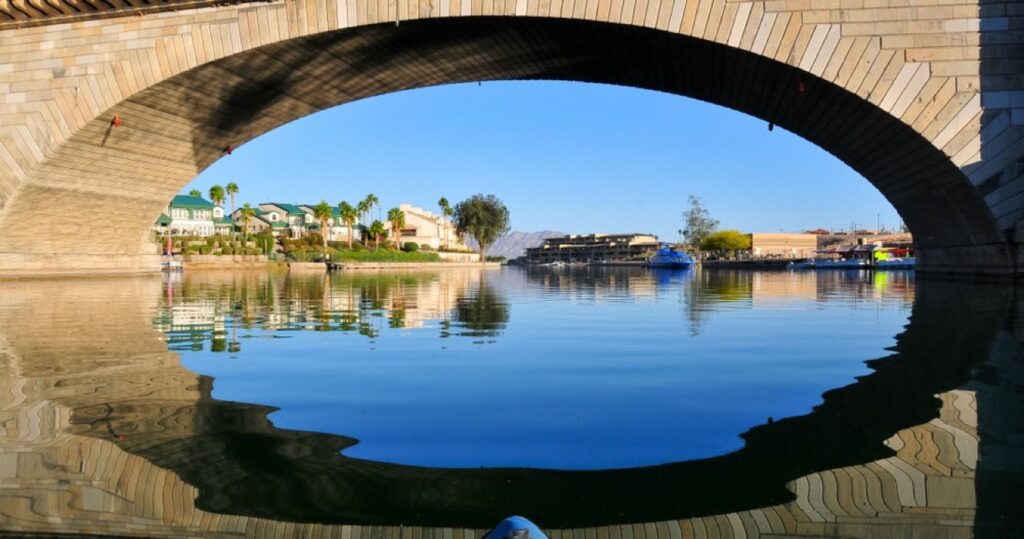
467;230;564;259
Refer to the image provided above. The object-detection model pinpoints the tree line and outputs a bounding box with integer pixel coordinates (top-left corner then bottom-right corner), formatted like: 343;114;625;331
187;185;509;262
681;195;751;254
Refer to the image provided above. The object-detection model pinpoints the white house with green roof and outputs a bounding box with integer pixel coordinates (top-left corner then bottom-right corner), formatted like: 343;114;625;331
158;195;218;236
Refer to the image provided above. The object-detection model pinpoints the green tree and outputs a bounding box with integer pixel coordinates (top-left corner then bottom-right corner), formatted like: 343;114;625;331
387;207;406;247
208;184;225;207
225;182;239;213
313;200;333;248
368;220;388;251
699;229;751;254
188;188;202;197
438;197;452;249
357;199;370;227
338;201;357;249
239;203;256;234
453;194;510;262
364;193;379;222
682;195;718;250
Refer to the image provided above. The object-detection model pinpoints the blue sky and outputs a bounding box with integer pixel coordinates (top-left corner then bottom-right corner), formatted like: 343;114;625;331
188;80;902;240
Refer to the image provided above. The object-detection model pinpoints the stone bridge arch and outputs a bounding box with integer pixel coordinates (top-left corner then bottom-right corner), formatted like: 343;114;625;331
0;0;1020;276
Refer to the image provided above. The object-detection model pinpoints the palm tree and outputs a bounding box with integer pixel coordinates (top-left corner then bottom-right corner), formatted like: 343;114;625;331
438;197;452;249
188;188;202;197
368;220;387;251
239;203;256;235
208;185;225;208
357;199;370;228
364;193;379;221
313;200;333;248
387;207;406;248
339;201;357;249
225;182;239;213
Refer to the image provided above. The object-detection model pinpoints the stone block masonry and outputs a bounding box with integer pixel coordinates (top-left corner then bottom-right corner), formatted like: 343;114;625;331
0;0;1021;276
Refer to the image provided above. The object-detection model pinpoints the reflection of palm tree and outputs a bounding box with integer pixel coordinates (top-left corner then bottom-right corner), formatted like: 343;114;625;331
452;283;510;338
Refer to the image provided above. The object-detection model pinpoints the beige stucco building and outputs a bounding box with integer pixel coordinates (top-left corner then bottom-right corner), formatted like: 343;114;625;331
749;233;818;259
389;204;467;250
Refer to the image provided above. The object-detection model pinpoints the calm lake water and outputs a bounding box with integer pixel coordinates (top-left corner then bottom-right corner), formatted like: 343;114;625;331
0;267;1021;535
166;268;913;470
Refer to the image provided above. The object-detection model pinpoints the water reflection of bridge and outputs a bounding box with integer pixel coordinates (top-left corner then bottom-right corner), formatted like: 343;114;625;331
0;272;1021;536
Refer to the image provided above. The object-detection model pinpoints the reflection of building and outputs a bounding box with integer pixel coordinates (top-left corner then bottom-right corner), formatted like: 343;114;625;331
154;269;494;335
524;233;660;263
749;233;817;258
0;276;1008;537
750;272;819;305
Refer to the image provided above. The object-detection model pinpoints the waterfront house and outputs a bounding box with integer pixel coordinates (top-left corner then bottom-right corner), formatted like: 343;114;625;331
386;203;466;250
160;195;216;237
259;203;309;237
229;208;288;236
748;233;818;259
212;205;235;235
298;204;354;243
524;233;660;263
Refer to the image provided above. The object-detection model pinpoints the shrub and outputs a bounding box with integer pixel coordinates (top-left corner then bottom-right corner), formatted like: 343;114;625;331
198;244;212;255
221;246;234;256
419;244;434;252
402;242;419;252
205;237;216;247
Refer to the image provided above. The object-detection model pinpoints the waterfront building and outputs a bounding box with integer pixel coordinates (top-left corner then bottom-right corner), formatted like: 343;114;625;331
212;205;234;235
229;208;287;236
298;204;354;243
387;203;467;250
159;195;217;237
748;233;818;259
524;233;661;264
258;203;310;237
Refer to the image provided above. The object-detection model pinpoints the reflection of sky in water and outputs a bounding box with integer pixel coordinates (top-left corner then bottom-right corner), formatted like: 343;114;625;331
173;268;914;470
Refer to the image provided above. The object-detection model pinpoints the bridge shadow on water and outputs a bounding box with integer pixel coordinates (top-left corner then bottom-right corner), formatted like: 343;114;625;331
0;272;1021;535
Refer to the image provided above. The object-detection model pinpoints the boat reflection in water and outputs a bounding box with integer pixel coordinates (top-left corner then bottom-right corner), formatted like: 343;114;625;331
0;268;1020;537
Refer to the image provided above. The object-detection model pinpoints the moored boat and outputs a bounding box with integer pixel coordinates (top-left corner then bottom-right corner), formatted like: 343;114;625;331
787;259;816;270
815;258;868;269
648;247;694;268
788;258;868;269
876;256;915;269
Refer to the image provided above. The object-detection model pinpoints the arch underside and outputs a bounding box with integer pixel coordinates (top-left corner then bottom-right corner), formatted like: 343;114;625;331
0;16;1009;274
